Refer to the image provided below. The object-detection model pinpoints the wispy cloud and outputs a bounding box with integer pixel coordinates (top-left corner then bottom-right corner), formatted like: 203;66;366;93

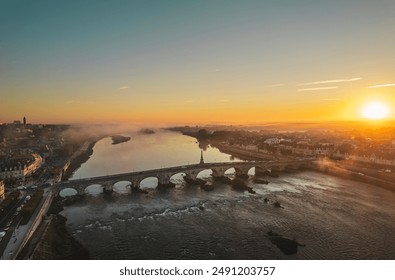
219;99;230;103
298;77;361;86
185;99;195;103
368;83;395;88
65;100;80;104
298;86;338;92
267;83;284;87
323;98;341;101
119;86;129;90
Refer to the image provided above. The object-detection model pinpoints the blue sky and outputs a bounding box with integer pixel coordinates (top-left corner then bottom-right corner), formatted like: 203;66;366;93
1;0;394;123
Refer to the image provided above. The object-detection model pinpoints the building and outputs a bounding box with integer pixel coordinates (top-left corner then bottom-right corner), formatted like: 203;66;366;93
0;180;4;200
279;142;335;156
0;153;43;181
264;138;282;145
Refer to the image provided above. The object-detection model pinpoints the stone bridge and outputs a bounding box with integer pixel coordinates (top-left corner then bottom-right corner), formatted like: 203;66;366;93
56;159;314;195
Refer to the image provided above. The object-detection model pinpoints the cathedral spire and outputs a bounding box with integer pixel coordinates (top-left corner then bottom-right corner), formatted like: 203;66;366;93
199;150;204;164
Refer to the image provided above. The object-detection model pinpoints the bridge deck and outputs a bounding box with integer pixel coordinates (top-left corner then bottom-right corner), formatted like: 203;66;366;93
57;159;314;189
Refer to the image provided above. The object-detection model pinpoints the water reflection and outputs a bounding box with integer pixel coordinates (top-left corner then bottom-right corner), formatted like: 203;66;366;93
70;130;241;180
113;181;131;194
196;169;213;179
139;177;158;189
169;173;186;184
85;184;103;196
59;188;78;197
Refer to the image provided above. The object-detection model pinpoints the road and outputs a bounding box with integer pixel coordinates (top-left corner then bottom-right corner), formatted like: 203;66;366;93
0;188;52;259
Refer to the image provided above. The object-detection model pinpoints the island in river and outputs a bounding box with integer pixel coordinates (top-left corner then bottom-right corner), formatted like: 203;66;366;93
140;128;155;134
111;135;131;145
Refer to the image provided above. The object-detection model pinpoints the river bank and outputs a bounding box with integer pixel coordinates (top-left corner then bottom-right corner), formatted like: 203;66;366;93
312;160;395;193
61;138;102;181
192;137;395;193
212;142;276;160
25;214;89;259
17;195;89;259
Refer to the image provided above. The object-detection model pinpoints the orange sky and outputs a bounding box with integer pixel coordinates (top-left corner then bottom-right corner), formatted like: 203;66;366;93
1;1;395;124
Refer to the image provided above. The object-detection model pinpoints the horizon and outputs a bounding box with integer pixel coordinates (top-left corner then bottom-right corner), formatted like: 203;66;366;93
3;118;395;131
1;0;395;124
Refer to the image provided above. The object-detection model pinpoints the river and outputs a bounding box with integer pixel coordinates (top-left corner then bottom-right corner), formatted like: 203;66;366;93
61;129;395;259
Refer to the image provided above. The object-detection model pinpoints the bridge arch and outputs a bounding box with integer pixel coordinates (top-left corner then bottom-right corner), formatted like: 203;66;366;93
184;168;206;180
84;184;104;196
59;188;78;197
113;180;131;194
247;166;255;176
196;169;213;179
139;176;158;189
223;167;235;177
169;172;186;184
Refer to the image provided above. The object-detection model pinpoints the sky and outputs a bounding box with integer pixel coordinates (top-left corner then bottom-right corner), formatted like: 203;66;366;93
1;0;395;124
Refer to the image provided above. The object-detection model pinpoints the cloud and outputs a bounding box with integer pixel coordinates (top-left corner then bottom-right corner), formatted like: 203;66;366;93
267;83;284;87
185;99;195;103
119;86;129;90
298;86;338;92
65;100;80;104
323;98;341;101
219;99;230;103
368;83;395;88
298;77;361;86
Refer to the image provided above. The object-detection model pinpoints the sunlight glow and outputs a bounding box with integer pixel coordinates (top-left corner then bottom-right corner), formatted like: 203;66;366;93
360;101;391;120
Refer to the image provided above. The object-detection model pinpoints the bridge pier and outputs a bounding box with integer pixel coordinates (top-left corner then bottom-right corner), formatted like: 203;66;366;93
184;171;197;180
211;167;225;177
157;174;175;190
131;180;139;188
77;188;85;196
255;165;268;176
158;174;171;185
235;166;250;178
104;183;113;194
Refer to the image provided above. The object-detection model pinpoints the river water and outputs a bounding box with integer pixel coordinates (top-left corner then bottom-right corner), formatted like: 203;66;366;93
61;130;395;259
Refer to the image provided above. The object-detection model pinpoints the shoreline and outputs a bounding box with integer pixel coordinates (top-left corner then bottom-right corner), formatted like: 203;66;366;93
212;142;276;160
312;161;395;193
17;195;89;259
193;136;395;193
61;137;102;181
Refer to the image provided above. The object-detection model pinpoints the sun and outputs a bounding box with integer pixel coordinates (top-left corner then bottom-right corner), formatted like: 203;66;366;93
360;101;391;120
